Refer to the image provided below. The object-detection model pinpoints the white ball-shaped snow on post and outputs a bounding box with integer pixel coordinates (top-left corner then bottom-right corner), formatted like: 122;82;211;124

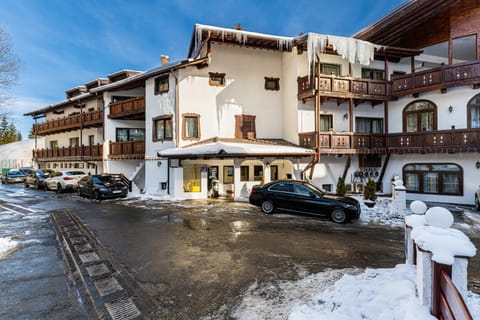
410;200;427;215
425;207;453;229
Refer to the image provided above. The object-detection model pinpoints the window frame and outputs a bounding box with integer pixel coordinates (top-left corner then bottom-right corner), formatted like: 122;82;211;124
402;100;437;133
235;114;256;139
264;77;280;91
320;114;333;132
223;166;234;184
240;166;249;182
320;63;341;76
69;137;79;147
467;94;480;129
153;115;173;142
115;128;145;141
361;68;385;80
402;163;463;196
182;113;200;141
154;75;169;95
209;72;226;87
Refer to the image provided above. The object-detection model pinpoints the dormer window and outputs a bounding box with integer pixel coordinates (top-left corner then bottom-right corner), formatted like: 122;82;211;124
264;77;280;91
209;72;225;87
154;76;169;95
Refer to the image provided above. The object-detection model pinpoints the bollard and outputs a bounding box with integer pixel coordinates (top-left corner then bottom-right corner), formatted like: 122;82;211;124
404;200;427;265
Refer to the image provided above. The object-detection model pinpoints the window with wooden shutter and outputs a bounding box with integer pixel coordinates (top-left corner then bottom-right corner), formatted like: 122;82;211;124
235;115;256;139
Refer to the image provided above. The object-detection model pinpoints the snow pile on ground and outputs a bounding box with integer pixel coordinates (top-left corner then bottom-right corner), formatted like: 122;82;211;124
232;264;480;320
355;196;408;227
0;236;18;259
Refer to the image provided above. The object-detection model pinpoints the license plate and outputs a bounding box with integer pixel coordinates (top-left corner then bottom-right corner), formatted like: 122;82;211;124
113;190;121;194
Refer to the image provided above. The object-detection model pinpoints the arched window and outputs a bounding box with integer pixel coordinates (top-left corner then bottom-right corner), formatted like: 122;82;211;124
467;94;480;129
403;100;437;132
403;163;462;195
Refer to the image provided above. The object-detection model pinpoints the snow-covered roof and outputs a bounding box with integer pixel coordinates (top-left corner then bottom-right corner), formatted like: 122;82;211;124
158;140;315;158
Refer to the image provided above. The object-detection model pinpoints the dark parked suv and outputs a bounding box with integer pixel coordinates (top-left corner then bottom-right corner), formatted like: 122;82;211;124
249;180;360;224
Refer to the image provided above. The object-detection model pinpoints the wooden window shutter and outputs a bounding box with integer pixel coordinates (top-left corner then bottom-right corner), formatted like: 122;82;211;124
235;115;256;139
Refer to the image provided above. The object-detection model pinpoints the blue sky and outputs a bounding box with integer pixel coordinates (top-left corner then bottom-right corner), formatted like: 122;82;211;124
0;0;404;138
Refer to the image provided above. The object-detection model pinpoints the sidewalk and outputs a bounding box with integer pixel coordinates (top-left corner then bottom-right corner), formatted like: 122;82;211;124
0;201;89;319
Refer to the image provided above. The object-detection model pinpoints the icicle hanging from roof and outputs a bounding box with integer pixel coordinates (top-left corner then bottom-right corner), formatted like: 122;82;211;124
194;24;294;56
307;33;382;77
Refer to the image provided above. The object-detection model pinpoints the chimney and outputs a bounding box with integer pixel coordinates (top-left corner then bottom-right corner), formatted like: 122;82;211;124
161;55;170;65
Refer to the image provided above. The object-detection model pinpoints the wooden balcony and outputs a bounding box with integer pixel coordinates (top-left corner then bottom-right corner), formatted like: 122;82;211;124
108;97;145;120
33;144;103;161
33;110;103;136
297;75;390;101
299;129;480;154
299;132;386;154
387;129;480;153
392;60;480;96
109;140;145;159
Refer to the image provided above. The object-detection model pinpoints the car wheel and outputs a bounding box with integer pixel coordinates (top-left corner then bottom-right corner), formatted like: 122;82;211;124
476;196;480;211
77;188;82;197
34;181;40;189
94;190;101;202
56;184;63;194
331;208;348;224
24;181;29;188
261;200;274;214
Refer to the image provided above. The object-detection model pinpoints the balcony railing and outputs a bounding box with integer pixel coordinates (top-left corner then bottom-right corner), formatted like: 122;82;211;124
387;129;480;153
297;75;390;101
109;140;145;159
33;110;103;136
108;97;145;120
299;129;480;154
392;60;480;96
299;132;386;154
33;144;103;160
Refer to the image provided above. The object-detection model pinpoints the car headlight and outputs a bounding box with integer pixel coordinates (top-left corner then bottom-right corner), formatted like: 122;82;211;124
345;204;358;211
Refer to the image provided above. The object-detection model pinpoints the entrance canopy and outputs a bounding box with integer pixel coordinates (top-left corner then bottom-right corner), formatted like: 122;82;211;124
157;138;315;159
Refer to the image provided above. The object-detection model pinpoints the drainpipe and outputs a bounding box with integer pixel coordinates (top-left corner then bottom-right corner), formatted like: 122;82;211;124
302;53;321;180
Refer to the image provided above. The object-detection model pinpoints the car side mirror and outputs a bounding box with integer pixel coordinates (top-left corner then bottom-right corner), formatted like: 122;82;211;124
309;192;317;198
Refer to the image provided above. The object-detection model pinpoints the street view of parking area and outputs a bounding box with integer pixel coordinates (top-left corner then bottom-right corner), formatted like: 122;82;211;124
0;183;479;319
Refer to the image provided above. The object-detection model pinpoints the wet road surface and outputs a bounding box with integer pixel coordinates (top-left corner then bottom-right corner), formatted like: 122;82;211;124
0;184;479;319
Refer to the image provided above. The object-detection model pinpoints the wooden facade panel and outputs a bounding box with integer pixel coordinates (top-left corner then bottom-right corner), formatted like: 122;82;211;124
450;1;480;38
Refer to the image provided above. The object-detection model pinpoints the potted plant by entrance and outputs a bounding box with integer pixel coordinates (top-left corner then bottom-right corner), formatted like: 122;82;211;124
363;178;377;208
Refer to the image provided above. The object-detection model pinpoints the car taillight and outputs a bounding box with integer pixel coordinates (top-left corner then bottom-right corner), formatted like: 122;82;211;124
63;177;74;180
250;188;257;195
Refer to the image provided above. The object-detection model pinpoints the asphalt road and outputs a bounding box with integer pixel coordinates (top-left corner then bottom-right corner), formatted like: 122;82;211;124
0;183;478;319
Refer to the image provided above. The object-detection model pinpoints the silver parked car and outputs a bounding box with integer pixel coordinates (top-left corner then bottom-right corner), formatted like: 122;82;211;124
44;170;86;193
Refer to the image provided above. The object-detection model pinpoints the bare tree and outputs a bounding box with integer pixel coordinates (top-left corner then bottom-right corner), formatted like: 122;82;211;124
0;26;20;110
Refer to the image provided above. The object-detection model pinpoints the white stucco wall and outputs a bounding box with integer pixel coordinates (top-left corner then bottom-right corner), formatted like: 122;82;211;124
177;43;284;146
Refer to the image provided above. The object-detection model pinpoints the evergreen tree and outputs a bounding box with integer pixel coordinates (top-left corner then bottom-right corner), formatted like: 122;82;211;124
336;176;347;196
0;115;21;144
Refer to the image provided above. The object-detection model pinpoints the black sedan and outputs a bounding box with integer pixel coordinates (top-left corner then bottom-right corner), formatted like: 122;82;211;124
77;175;128;201
249;180;360;224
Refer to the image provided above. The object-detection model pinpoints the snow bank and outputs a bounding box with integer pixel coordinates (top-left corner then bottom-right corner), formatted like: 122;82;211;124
0;236;18;259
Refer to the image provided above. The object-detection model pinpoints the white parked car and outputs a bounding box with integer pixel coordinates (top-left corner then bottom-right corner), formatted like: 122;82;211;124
44;170;87;193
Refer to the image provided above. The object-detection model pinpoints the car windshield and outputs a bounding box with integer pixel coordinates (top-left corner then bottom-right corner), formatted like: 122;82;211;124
304;182;326;196
92;176;116;185
8;171;22;176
